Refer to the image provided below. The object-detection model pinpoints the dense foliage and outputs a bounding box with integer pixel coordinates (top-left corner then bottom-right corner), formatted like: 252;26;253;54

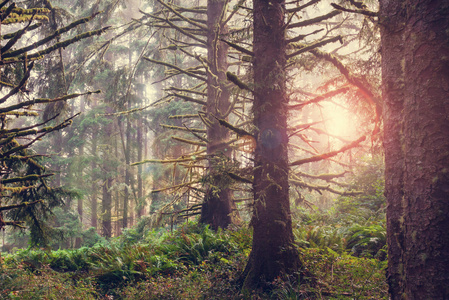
2;163;388;298
1;218;387;299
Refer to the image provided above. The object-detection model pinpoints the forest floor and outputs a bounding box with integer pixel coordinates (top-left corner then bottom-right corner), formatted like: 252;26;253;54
0;221;388;299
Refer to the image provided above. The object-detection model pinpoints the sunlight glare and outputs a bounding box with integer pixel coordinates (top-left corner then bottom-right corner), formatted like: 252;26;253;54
323;101;357;142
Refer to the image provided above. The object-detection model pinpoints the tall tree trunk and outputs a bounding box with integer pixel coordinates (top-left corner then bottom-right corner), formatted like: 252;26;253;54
91;130;98;229
379;1;406;297
102;176;113;238
101;109;114;238
137;75;145;218
137;118;144;217
123;115;131;229
241;0;301;290
381;1;449;298
200;0;239;230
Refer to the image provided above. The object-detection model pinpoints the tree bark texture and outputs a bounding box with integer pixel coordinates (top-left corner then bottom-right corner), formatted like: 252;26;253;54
380;1;449;298
241;0;301;290
200;0;239;230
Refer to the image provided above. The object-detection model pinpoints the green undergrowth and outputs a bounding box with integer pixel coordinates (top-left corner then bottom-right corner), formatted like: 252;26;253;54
0;221;387;299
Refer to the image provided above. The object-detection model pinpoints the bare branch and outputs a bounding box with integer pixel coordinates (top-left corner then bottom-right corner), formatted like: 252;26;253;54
0;200;44;212
288;10;341;28
287;35;343;59
143;57;207;82
290;136;366;166
330;3;378;17
288;86;350;110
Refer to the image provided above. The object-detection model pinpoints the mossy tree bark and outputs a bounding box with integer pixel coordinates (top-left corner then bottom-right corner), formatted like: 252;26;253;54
200;0;239;230
380;0;406;297
241;0;301;290
380;1;449;298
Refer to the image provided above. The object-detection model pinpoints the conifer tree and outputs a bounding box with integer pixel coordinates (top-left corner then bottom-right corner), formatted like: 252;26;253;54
0;0;106;244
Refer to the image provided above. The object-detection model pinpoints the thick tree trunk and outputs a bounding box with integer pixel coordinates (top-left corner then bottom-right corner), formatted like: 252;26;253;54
200;0;239;230
381;1;449;298
380;1;406;297
241;0;301;290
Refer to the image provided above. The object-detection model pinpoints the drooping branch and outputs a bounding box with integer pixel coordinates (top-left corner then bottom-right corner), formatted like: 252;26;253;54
0;114;79;158
290;136;366;166
161;124;206;133
169;92;207;106
1;13;36;53
221;39;254;56
287;35;343;59
309;48;380;110
287;0;321;13
27;27;110;60
2;220;26;229
183;123;210;143
288;86;350;110
0;0;11;11
227;172;253;184
213;115;253;137
290;178;363;196
155;0;207;31
330;3;378;17
287;28;324;43
168;114;200;119
143;57;207;82
0;112;59;135
288;10;341;28
142;10;207;45
0;199;44;212
309;49;381;136
0;174;53;184
0;90;100;113
226;71;253;92
0;62;33;104
2;12;102;59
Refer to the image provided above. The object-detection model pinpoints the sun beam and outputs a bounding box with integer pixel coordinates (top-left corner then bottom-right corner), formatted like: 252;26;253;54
323;101;358;142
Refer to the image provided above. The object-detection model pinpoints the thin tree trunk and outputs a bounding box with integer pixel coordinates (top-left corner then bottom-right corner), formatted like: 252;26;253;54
102;176;113;238
123;115;131;229
101;108;114;238
91;130;98;229
137;118;144;217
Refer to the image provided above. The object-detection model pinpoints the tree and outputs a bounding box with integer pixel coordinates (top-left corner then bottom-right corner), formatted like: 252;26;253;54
380;1;449;298
0;1;106;243
240;0;301;289
200;0;239;230
139;0;243;229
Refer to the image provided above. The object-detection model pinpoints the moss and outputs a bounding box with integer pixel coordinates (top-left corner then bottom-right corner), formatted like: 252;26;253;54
411;231;417;242
419;252;428;263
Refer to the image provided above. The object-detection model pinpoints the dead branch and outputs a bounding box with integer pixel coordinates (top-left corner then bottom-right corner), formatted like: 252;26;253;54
290;136;366;166
288;10;341;28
